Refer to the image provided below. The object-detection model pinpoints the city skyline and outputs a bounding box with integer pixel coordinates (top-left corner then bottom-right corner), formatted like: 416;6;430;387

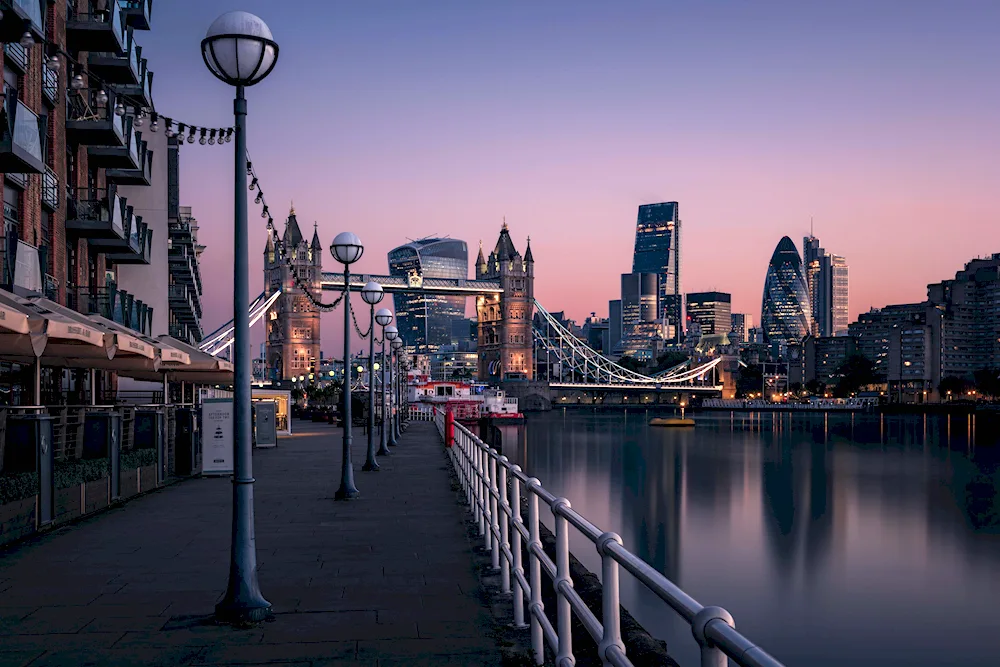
135;1;1000;349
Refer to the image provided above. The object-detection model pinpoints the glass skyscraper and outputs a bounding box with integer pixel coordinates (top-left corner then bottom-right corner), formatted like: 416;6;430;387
761;236;812;351
388;238;468;354
803;234;850;337
633;202;682;343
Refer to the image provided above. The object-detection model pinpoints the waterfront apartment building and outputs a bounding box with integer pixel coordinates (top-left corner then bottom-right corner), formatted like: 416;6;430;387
848;304;931;401
389;237;468;354
633;202;682;343
0;1;174;402
761;237;812;355
730;313;754;343
686;291;731;335
802;335;857;386
803;235;849;337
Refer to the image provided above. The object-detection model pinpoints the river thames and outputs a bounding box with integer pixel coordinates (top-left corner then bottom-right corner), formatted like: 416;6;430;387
502;409;1000;666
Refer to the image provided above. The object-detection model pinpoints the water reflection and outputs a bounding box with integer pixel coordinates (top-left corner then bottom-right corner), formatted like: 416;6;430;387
508;410;1000;667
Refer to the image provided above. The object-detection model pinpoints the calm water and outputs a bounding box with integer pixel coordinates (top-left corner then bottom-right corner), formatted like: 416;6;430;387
502;409;1000;666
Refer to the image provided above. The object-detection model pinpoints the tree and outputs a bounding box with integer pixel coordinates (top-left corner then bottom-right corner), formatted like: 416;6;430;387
652;351;688;374
973;368;1000;398
617;355;646;373
736;364;763;397
833;354;880;397
939;375;970;399
804;379;827;397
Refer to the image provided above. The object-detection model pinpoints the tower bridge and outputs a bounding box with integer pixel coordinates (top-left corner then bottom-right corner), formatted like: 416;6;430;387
201;214;723;397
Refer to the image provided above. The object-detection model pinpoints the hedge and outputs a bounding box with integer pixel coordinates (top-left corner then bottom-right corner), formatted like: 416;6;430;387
54;458;110;490
0;471;38;505
121;448;158;470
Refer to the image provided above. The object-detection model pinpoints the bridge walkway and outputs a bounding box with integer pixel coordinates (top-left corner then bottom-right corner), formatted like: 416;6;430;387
0;421;504;666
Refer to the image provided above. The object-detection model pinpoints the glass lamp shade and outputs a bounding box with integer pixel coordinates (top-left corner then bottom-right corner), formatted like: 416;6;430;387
383;325;398;341
373;363;380;371
391;339;403;351
201;11;279;87
375;308;393;327
361;280;384;305
330;232;363;265
357;365;365;374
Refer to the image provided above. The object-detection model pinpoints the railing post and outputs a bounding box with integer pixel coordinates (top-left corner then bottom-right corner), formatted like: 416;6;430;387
552;498;575;667
510;466;527;629
527;479;545;665
692;606;735;667
597;532;626;666
498;456;511;593
478;447;488;542
489;450;501;571
482;448;493;552
464;432;473;508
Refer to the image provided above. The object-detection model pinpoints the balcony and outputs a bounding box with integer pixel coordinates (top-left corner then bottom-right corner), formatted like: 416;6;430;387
89;117;140;169
65;186;126;241
66;88;127;147
42;64;58;106
66;2;125;54
116;59;153;108
3;42;28;72
169;283;199;326
86;284;151;336
103;211;152;265
88;33;141;85
118;0;151;31
42;166;58;210
106;137;151;185
0;93;45;175
0;0;45;46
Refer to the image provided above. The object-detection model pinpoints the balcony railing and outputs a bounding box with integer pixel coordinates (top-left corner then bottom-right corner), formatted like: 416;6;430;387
118;0;151;31
105;212;151;265
88;32;140;85
3;42;28;72
41;166;58;210
66;87;127;147
42;62;58;105
0;0;46;45
65;186;126;241
43;273;58;301
66;2;125;53
0;92;45;175
107;137;151;186
117;59;153;108
89;116;140;169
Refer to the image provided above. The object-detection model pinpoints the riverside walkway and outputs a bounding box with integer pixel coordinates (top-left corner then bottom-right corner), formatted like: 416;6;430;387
0;420;506;666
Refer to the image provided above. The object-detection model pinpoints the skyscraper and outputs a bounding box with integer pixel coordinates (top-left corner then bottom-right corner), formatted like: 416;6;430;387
761;236;812;351
685;291;732;335
618;272;662;359
388;238;468;354
730;313;754;343
803;234;849;337
633;202;682;343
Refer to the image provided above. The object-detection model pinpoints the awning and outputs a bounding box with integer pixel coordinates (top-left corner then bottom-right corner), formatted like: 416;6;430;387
0;291;47;359
127;336;233;384
19;295;155;371
89;314;189;377
0;292;108;365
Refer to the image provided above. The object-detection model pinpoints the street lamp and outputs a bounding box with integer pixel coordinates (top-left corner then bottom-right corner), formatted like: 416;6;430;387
201;10;278;625
201;12;278;623
391;338;404;441
360;280;384;471
330;232;363;500
384;325;399;445
375;312;394;456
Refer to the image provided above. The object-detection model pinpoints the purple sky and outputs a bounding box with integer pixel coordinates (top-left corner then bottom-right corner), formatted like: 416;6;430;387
141;1;1000;354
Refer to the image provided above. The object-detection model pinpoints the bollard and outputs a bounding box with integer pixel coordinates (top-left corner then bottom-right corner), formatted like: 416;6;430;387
445;408;455;447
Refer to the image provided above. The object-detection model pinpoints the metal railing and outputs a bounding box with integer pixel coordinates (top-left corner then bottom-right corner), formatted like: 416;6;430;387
436;411;785;667
42;166;59;210
408;405;436;421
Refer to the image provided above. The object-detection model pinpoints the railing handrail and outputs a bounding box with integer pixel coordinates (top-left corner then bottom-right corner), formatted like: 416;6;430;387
439;413;785;667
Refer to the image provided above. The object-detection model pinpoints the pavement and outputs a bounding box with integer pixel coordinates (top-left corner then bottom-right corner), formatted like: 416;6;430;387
0;420;508;666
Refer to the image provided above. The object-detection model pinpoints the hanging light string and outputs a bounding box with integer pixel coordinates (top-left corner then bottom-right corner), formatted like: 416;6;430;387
351;307;372;340
25;29;233;143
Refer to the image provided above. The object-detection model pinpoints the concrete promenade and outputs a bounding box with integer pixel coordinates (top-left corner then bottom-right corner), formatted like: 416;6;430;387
0;420;507;666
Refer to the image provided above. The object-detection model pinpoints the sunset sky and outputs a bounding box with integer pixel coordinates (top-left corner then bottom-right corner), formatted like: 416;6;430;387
140;1;1000;353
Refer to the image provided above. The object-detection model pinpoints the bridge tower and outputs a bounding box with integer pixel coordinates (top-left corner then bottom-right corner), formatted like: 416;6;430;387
263;204;322;382
475;221;534;381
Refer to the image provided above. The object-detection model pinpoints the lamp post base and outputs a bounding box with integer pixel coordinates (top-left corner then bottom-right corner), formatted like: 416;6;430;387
335;486;361;501
215;594;272;625
362;461;380;472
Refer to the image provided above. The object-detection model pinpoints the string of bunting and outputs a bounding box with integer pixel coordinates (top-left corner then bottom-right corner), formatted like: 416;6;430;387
25;30;234;143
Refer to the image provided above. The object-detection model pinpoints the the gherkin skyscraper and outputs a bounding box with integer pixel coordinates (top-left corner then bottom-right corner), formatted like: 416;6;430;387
761;236;812;350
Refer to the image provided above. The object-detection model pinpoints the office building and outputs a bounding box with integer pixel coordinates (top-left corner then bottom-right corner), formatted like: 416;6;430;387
582;314;610;353
686;291;731;335
430;347;478;381
761;236;812;353
608;299;622;356
633;202;682;343
389;237;468;354
731;313;754;343
617;272;662;360
803;234;849;337
803;335;858;386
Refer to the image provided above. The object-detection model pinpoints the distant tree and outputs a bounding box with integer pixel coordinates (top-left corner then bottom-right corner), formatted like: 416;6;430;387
290;387;304;405
973;368;1000;398
652;351;689;374
804;379;826;397
833;354;880;397
617;355;646;373
789;382;803;396
939;375;970;399
736;364;763;397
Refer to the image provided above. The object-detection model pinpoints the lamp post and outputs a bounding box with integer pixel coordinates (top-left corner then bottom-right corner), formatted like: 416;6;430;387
360;281;384;472
201;10;278;624
330;232;364;500
385;326;399;445
375;313;394;456
391;338;404;442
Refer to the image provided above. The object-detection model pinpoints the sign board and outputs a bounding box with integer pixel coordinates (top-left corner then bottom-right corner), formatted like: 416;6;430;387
201;398;234;475
255;401;277;448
